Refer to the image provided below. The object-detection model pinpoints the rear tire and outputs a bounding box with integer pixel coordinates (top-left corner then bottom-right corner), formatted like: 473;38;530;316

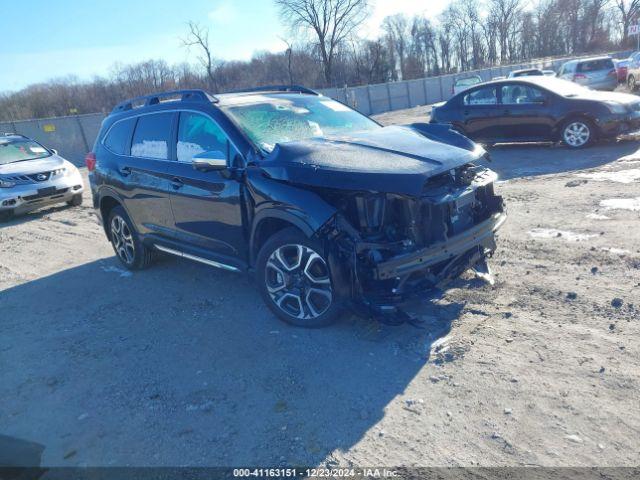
67;193;83;207
256;227;342;328
628;75;637;92
107;206;154;270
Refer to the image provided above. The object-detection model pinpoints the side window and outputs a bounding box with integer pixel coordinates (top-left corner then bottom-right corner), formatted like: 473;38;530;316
501;85;546;105
463;87;497;106
103;118;136;155
177;112;228;163
131;113;174;160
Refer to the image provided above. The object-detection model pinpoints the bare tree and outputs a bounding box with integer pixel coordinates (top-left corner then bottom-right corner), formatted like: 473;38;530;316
275;0;369;86
181;21;218;92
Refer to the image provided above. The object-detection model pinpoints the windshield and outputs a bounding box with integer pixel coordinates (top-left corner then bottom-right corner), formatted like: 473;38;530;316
0;138;51;165
220;95;380;152
455;77;481;86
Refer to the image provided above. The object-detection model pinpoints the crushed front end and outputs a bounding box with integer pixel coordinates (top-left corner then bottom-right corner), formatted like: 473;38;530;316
319;163;506;318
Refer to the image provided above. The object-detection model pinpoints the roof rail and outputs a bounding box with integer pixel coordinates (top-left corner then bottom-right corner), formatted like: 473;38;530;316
226;85;320;96
111;89;217;113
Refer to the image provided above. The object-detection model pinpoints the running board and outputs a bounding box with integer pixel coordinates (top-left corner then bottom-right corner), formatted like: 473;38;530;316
154;244;241;273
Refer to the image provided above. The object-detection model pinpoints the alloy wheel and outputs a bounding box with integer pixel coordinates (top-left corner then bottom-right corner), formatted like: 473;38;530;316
563;122;590;148
110;215;135;265
265;244;333;320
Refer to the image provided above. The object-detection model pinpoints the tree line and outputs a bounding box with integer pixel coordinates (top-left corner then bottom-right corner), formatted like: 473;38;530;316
1;0;639;121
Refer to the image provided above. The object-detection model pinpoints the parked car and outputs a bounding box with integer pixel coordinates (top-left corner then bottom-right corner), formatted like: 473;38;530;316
614;58;631;83
87;88;506;327
0;133;84;222
508;68;544;78
557;56;618;91
430;76;640;148
452;75;483;95
625;51;640;91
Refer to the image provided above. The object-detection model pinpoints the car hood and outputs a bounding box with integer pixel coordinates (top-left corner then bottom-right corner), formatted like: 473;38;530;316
0;155;67;176
574;90;640;106
260;125;486;196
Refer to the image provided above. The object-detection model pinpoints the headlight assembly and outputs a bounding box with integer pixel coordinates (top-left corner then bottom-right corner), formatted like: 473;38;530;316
605;102;628;114
0;179;16;188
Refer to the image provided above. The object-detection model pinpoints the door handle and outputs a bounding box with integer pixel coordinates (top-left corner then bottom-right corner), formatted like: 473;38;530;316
170;177;184;190
119;166;132;176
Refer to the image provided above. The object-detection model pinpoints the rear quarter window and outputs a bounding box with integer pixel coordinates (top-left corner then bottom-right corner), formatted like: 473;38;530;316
103;118;136;155
578;59;614;72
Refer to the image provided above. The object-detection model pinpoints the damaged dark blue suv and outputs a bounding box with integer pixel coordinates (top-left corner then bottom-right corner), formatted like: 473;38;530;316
88;87;506;327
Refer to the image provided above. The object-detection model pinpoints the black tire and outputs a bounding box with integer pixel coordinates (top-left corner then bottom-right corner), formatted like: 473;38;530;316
561;118;595;149
0;210;13;223
628;75;637;92
107;206;154;270
67;193;83;207
256;227;342;328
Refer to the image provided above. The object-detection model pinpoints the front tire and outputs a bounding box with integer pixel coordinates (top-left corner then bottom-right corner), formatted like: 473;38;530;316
67;193;83;207
256;227;342;328
107;206;154;270
562;119;594;149
0;210;13;223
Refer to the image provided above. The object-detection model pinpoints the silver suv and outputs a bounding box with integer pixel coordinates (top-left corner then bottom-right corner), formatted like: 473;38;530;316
558;56;617;91
0;134;84;222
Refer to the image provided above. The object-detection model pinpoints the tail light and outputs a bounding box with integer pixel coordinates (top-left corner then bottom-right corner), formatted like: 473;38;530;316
85;152;96;172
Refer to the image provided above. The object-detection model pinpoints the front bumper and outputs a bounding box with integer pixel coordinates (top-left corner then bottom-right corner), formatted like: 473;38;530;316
375;211;507;281
0;171;84;214
596;110;640;137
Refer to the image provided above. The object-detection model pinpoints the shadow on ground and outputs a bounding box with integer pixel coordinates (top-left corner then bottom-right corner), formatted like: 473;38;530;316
0;256;464;466
482;139;640;181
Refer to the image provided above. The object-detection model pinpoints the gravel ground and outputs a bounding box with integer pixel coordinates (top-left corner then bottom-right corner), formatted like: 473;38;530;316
1;108;639;468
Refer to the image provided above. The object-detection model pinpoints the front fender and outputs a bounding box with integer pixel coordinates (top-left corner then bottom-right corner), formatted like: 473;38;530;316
247;169;337;260
409;122;478;152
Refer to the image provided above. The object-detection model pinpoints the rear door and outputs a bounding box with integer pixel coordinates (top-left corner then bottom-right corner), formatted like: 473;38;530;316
168;110;245;260
498;84;555;140
119;112;176;237
459;86;502;141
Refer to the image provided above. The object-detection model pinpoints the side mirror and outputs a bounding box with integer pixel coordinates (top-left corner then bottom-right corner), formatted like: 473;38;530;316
192;150;227;172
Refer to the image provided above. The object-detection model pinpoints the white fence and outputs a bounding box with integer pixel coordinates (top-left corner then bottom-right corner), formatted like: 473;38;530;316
0;50;633;165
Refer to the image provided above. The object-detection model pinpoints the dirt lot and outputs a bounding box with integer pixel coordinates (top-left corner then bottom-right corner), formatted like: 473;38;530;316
1;108;639;468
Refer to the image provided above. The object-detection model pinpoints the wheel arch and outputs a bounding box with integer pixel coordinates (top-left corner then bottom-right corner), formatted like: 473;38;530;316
98;191;130;236
555;113;599;141
250;210;319;267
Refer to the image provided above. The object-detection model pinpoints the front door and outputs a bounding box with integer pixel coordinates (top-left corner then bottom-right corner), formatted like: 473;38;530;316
498;84;555;141
168;111;245;259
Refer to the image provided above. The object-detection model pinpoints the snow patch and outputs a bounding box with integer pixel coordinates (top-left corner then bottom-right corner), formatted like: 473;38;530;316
600;197;640;211
101;266;132;278
528;228;596;242
577;168;640;184
585;213;610;220
600;247;630;255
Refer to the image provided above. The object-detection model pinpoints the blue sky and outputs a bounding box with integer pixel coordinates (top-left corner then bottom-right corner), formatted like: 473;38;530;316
0;0;447;92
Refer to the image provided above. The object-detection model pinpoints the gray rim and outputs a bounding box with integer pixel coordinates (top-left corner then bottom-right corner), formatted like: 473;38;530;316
265;244;333;320
110;215;135;265
564;122;590;147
